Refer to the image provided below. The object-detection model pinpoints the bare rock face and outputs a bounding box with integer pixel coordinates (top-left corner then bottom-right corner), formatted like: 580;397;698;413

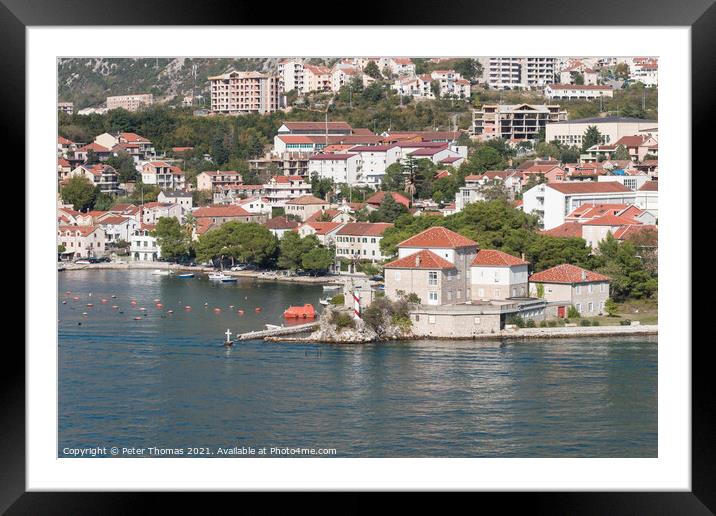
309;306;412;343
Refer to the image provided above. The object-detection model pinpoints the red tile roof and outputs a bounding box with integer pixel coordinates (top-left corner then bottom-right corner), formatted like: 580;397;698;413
306;209;341;222
281;121;352;131
336;222;393;237
300;222;343;235
193;205;252;218
264;216;300;230
365;191;410;208
120;132;150;143
310;153;357;161
548;83;613;90
58;136;74;145
384;249;456;270
529;264;610;284
57;225;100;237
614;135;650;147
582;213;641;226
638;181;658;191
285;195;327;206
472;249;528;267
270;175;304;184
613;224;658;241
78;142;111;153
542;222;583;238
547;182;631;194
398;226;477;249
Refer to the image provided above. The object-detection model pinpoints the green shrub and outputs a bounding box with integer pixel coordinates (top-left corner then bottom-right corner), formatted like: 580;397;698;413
548;320;558;327
330;294;345;305
604;298;618;316
591;319;600;326
620;319;632;326
580;319;591;326
525;319;536;328
567;305;581;318
539;320;548;328
330;311;355;330
507;314;525;328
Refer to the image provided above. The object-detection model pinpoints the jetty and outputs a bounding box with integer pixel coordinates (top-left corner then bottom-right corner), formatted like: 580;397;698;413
235;322;319;341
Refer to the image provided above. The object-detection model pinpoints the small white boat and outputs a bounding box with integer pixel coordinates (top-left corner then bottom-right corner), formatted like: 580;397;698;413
208;272;237;282
176;273;195;278
322;285;341;291
265;324;283;330
152;269;171;276
319;297;331;306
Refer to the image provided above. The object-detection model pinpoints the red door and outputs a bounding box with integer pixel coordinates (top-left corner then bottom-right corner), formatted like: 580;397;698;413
557;305;566;318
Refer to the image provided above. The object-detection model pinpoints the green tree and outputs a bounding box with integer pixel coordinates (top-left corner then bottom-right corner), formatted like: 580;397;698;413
593;233;657;300
278;232;320;270
478;179;510;202
301;246;334;274
581;125;603;152
381;163;405;192
93;191;115;211
430;80;441;99
369;193;408;222
60;176;97;211
604;298;619;316
612;144;631;161
574;72;584;85
151;217;189;261
453;58;482;82
363;61;382;80
459;146;505;176
85;149;100;165
106;151;138;183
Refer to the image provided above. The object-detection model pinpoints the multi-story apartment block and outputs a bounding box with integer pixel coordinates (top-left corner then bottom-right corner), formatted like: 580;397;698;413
307;154;363;185
479;57;556;89
157;190;193;213
196;170;244;191
302;64;332;93
139;202;184;225
346;145;401;186
209;70;281;115
278;58;305;93
95;132;156;162
284;195;330;222
263;175;312;206
141;161;186;191
106;94;153;112
334;223;393;263
130;224;161;261
472;104;567;141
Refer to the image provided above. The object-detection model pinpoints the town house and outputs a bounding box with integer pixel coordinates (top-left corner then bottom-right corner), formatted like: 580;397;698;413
529;264;611;317
334;223;393;263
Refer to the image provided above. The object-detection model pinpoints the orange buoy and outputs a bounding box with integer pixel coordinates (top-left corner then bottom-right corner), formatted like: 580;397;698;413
155;303;164;309
184;306;192;310
101;299;108;303
213;308;222;313
255;307;262;312
86;303;93;307
112;305;119;309
130;300;137;305
134;316;142;320
73;296;80;301
238;309;244;315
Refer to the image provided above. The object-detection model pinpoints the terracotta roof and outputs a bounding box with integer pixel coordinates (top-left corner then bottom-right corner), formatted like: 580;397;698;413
310;153;357;161
434;170;451;179
365;191;410;208
58;136;74;145
99;215;131;225
440;156;462;163
638;181;658;191
193;205;252;218
398;226;477;249
285;195;328;206
542;222;583;238
529;264;610;284
472;249;528;267
582;213;641;226
409;146;449;157
613;224;658;241
567;204;630;219
348;145;393;152
306;209;341;222
270;175;304;184
120;132;150;143
78;142;111;153
547;182;631;194
58;157;71;167
384;249;456;270
614;135;650;147
299;222;343;235
57;225;100;237
548;83;612;90
335;222;392;237
264;216;300;230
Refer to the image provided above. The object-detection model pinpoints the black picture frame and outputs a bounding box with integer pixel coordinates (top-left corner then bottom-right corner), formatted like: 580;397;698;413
5;0;708;510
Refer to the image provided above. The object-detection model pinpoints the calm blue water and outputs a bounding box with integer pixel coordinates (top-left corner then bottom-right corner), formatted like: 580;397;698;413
58;270;657;458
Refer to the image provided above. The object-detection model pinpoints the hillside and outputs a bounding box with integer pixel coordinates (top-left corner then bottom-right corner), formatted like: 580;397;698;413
57;58;304;109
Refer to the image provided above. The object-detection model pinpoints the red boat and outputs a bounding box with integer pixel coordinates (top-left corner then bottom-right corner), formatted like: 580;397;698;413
283;303;316;319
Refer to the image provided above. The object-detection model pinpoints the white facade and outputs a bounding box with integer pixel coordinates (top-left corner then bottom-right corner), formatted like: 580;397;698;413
307;154;363;185
470;264;529;300
130;228;161;261
546;117;658;147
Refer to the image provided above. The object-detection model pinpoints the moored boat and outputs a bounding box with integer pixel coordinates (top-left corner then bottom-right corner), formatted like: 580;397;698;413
176;272;195;278
322;285;340;291
265;323;283;330
283;303;316;319
152;269;172;276
319;297;330;306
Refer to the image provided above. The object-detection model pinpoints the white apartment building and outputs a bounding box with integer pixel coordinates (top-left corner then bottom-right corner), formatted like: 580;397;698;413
209;70;281;115
141;161;186;190
546;116;659;147
278;58;305;93
196;170;243;191
522;181;636;230
307;154;363;185
263;175;312;206
472;104;567;141
57;225;107;259
479;57;556;89
157;190;193;213
334;222;393;262
430;70;471;97
58;102;74;115
130;225;161;261
346;145;401;186
106;94;153;112
98;215;139;244
545;84;614;100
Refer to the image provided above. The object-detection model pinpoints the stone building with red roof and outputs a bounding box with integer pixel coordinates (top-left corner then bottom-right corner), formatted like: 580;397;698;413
529;264;610;316
470;250;530;300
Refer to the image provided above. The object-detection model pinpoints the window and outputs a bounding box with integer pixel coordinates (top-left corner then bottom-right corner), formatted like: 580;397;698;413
428;315;436;324
588;302;593;312
428;271;438;286
576;303;582;313
428;292;438;303
395;271;401;281
494;288;501;298
474;317;481;325
575;285;581;294
588;284;593;294
447;291;452;301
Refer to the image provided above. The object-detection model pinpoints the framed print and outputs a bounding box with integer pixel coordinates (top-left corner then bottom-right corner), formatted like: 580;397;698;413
5;0;711;510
